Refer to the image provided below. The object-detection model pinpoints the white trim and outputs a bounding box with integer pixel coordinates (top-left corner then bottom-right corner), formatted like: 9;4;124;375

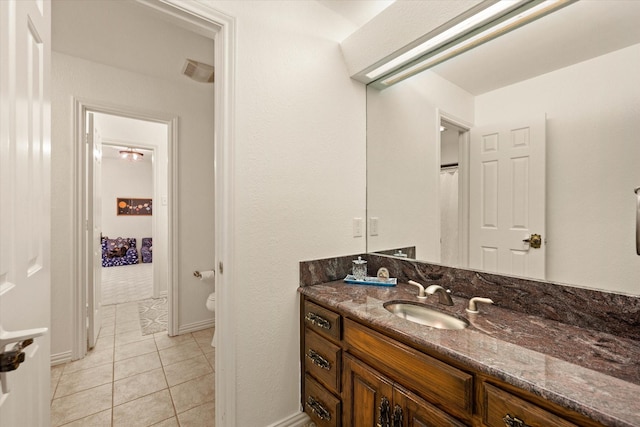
266;411;312;427
73;98;178;361
50;351;72;366
168;117;179;337
138;2;237;425
177;318;215;335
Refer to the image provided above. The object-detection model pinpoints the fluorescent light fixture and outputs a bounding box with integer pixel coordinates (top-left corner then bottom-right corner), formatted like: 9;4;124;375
369;0;574;87
365;1;523;80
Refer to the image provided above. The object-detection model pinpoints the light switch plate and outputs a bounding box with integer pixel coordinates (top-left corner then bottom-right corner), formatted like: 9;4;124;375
353;217;363;237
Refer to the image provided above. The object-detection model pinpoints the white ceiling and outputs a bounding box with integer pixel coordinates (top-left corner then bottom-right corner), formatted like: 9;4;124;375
431;0;640;95
52;0;214;86
52;1;640;95
316;0;395;28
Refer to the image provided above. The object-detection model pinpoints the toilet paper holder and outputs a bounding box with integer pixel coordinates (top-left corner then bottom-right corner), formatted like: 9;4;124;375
193;270;215;279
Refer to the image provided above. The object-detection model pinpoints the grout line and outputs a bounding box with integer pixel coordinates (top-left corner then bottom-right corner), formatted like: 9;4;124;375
52;299;215;427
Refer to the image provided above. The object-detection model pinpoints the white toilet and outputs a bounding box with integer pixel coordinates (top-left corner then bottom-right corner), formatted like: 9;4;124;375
206;292;215;312
206;292;216;347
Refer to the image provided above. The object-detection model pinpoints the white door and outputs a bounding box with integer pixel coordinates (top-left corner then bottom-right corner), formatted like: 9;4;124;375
87;113;102;348
0;0;51;425
469;116;546;279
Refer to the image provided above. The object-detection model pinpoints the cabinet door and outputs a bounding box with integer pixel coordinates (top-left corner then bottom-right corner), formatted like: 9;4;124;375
393;386;467;427
343;354;394;427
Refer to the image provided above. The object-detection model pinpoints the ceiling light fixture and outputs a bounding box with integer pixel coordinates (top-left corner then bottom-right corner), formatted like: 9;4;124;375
368;0;575;88
119;148;144;161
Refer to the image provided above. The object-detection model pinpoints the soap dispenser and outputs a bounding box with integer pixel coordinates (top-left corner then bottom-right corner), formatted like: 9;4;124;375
352;256;367;280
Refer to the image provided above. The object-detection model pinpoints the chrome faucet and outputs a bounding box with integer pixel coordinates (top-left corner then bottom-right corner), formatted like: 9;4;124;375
408;281;453;305
425;285;454;306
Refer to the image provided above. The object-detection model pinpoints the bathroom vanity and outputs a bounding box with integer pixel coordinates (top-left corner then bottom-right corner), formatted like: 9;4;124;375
298;273;640;427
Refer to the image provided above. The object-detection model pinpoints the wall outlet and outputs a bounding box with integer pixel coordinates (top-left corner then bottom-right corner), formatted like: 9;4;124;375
353;217;363;237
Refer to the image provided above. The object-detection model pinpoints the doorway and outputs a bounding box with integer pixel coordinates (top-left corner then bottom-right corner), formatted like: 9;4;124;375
75;102;177;356
438;116;470;269
94;113;168;309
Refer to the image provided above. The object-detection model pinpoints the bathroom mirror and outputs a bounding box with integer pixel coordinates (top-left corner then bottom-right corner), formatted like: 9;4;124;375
366;0;640;295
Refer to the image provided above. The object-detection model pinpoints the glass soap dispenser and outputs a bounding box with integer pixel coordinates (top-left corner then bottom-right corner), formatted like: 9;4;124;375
352;256;367;281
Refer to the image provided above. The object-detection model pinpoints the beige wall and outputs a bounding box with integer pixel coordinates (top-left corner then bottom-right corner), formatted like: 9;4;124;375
51;52;215;358
207;1;366;424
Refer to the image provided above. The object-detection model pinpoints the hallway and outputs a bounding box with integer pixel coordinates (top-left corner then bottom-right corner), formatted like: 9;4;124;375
50;302;215;426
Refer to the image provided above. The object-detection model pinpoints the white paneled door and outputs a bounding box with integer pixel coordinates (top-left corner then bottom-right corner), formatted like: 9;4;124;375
469;116;546;279
0;0;51;425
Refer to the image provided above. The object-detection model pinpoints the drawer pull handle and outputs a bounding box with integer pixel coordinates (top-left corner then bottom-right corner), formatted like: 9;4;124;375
377;396;391;427
307;395;331;421
393;404;403;427
305;312;331;330
503;414;531;427
307;349;331;370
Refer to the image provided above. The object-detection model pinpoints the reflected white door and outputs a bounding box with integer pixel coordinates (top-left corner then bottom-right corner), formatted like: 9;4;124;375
469;116;546;279
0;0;51;425
87;113;102;348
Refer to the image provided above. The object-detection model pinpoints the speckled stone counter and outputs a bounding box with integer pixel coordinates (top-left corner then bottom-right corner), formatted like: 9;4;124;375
298;280;640;427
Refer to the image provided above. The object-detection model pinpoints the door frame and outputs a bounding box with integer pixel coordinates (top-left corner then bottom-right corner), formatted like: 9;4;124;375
437;110;471;268
110;1;237;425
72;100;178;358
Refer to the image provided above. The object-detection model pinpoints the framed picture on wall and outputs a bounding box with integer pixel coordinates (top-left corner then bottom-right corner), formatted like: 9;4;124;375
117;198;152;216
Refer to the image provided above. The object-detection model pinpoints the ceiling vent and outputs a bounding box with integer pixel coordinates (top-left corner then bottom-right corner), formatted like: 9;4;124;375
182;59;214;83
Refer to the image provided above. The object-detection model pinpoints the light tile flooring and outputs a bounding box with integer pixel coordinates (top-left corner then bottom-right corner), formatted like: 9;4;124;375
102;263;153;305
50;302;215;426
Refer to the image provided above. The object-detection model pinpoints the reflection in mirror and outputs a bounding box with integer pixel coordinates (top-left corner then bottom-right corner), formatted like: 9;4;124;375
366;1;640;295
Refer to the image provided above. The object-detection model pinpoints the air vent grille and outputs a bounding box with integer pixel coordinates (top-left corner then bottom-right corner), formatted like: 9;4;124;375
182;59;214;83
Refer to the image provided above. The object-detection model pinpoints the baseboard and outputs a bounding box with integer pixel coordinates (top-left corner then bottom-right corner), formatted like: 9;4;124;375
51;351;72;366
159;290;168;297
266;411;312;427
177;318;215;335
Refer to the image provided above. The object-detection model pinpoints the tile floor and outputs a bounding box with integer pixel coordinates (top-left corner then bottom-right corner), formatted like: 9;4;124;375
50;302;215;426
102;263;153;305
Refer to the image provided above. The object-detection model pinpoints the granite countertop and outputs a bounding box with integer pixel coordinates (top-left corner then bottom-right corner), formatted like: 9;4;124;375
299;280;640;427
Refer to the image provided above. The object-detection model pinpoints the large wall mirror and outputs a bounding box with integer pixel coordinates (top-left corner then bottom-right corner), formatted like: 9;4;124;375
366;0;640;295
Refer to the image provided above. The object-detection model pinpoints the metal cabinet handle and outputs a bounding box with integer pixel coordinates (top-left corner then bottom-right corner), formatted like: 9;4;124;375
306;395;331;421
392;404;403;427
304;312;331;330
503;414;531;427
377;396;391;427
306;349;331;370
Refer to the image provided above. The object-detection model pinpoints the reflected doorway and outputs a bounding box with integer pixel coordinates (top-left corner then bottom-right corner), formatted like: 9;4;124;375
439;117;470;268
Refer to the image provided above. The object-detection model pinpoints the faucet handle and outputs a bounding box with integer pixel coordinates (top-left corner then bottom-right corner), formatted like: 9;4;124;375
407;280;428;300
466;297;494;314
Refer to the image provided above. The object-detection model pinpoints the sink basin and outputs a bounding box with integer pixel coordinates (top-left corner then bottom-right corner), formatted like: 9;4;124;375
384;301;469;330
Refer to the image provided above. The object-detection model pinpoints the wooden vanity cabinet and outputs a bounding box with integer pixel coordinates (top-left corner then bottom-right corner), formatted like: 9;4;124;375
343;353;466;427
302;299;343;426
481;382;578;427
300;296;607;427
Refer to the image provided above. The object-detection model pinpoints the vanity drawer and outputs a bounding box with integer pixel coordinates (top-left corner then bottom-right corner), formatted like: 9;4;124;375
304;374;341;427
344;319;473;420
304;329;342;394
303;300;341;342
482;383;578;427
